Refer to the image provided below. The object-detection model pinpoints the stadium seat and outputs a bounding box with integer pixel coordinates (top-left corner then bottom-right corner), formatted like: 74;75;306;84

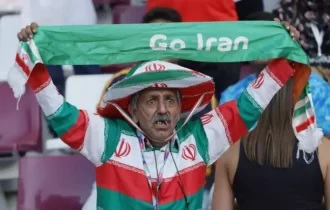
112;5;146;24
18;154;95;210
0;82;41;153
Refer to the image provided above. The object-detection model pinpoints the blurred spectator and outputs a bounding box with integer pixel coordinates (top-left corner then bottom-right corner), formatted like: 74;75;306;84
273;0;330;68
147;0;238;22
235;0;264;20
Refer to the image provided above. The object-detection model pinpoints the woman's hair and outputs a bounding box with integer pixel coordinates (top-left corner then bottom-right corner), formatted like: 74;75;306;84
242;78;296;168
312;66;330;83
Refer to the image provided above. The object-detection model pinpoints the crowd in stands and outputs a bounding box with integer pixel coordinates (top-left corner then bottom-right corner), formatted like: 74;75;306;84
0;0;329;210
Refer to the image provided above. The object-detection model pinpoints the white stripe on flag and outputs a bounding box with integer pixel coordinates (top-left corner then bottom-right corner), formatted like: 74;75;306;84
202;109;231;166
19;46;35;74
246;67;282;110
35;81;65;117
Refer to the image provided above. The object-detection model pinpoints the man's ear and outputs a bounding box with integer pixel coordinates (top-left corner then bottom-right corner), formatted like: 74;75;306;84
128;104;138;123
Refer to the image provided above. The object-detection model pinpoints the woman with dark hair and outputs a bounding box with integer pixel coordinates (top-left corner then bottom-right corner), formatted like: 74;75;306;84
211;75;330;210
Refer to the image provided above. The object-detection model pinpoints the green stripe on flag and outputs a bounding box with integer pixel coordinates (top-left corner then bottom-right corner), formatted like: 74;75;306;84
237;90;263;129
294;101;312;117
21;42;39;64
46;102;80;136
101;119;123;163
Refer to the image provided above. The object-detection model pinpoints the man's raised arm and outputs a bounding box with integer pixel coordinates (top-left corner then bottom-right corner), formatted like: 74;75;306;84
201;59;295;165
27;63;118;167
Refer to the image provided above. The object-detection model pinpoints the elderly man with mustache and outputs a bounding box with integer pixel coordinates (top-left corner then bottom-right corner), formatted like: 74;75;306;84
16;21;299;210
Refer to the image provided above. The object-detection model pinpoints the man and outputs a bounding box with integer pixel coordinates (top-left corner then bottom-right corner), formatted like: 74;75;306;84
17;21;299;209
94;8;217;210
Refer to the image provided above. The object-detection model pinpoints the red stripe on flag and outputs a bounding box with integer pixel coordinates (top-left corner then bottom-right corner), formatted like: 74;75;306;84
96;161;206;204
296;116;315;133
15;53;30;76
215;100;248;145
61;110;88;150
27;64;52;92
267;59;295;87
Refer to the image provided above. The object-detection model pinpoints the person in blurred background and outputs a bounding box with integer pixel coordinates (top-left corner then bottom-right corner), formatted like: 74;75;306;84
273;0;330;71
212;76;330;210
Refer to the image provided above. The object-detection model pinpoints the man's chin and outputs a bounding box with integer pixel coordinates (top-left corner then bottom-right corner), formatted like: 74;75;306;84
149;130;174;142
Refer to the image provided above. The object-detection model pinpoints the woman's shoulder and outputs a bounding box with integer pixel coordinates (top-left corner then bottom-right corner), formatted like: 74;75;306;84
318;137;330;179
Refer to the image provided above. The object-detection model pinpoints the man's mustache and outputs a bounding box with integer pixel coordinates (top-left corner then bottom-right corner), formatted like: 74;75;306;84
151;114;172;123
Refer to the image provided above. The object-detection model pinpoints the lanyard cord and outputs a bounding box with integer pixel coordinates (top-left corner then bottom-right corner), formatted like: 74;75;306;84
153;150;160;205
170;145;190;210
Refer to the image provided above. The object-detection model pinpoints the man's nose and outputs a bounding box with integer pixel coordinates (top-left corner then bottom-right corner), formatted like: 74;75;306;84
157;100;168;114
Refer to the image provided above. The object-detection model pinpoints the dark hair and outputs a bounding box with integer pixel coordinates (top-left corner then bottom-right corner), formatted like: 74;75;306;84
142;7;182;23
242;78;296;168
244;11;275;21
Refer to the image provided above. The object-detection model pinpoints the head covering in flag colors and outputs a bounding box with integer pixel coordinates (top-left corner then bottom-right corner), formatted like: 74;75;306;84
97;60;215;119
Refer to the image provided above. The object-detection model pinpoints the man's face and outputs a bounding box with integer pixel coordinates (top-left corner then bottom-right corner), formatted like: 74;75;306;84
129;88;181;142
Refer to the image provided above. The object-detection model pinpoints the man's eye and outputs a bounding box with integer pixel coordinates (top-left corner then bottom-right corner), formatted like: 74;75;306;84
147;100;155;104
167;99;175;104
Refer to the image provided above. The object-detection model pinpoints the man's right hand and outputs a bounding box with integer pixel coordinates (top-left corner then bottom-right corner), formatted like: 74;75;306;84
17;22;39;42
